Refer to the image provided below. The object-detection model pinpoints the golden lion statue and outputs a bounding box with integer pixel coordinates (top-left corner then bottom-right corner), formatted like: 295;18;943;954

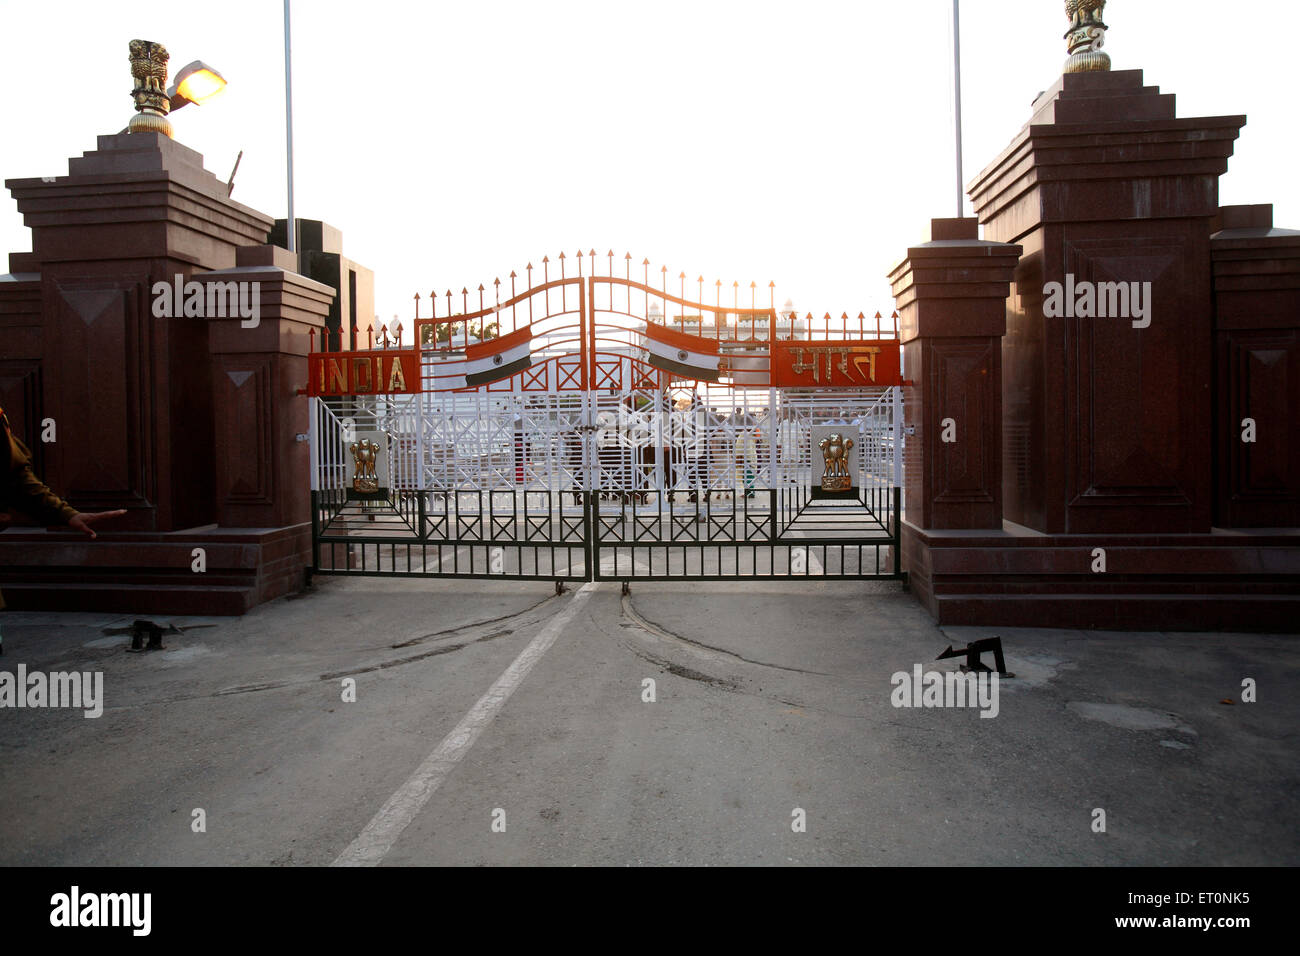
819;432;854;491
349;438;379;493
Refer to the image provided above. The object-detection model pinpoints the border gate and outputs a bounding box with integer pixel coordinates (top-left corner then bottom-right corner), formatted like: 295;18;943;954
308;254;905;587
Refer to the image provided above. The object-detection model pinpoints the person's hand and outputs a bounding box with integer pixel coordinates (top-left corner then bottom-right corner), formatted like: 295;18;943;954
67;509;127;539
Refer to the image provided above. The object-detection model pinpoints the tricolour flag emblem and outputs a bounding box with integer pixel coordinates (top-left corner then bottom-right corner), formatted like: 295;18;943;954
644;322;720;383
461;325;533;387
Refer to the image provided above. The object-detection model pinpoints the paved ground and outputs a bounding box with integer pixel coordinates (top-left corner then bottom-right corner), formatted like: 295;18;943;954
0;576;1296;866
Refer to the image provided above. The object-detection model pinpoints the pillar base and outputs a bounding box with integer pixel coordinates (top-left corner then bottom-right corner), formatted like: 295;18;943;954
902;520;1300;631
0;524;310;615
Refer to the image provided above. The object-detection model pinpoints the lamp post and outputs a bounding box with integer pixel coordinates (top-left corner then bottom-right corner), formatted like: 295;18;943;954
952;0;964;217
284;0;296;253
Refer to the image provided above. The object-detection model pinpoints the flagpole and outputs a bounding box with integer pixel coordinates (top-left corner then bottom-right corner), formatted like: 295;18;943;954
952;0;964;218
284;0;296;253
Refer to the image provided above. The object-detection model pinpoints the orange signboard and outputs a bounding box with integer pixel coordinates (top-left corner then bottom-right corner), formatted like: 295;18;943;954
308;349;422;396
771;340;901;388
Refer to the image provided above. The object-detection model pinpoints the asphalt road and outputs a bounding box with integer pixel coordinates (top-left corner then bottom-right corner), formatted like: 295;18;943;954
1;577;1296;866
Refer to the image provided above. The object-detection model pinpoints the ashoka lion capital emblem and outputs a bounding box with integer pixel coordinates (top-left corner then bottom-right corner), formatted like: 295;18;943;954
349;438;380;494
819;432;854;492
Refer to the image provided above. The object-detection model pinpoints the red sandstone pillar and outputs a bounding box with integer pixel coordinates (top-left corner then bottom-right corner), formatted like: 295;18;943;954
4;131;273;531
968;70;1245;535
1211;204;1300;528
888;218;1021;531
203;244;333;530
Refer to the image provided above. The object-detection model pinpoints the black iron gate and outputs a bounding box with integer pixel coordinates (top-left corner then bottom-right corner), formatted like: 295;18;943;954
308;253;904;585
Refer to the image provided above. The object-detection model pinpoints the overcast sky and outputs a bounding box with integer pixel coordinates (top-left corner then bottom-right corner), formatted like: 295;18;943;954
2;0;1295;328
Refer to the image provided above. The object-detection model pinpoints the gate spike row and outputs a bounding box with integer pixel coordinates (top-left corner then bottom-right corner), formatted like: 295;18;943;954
936;637;1014;678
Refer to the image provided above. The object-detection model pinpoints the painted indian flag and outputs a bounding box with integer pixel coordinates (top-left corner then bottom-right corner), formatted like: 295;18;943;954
436;325;533;390
644;322;720;383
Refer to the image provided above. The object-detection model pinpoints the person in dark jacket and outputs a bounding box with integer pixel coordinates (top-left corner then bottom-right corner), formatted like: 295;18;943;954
1;406;125;609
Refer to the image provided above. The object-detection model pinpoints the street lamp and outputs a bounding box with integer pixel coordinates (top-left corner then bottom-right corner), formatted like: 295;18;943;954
168;61;227;110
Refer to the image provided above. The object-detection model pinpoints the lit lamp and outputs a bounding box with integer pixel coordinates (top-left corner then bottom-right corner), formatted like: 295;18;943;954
169;60;227;110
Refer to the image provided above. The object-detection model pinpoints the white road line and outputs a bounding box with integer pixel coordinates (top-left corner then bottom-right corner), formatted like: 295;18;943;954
331;581;599;867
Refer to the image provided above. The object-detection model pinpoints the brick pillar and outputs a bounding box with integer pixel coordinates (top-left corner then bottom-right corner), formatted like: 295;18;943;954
203;244;334;530
888;218;1021;531
1211;204;1300;527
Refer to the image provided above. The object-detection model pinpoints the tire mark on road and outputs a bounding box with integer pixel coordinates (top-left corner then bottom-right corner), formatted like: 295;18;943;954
621;592;831;676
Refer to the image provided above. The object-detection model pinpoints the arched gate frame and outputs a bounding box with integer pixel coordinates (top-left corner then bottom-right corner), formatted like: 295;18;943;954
308;255;905;585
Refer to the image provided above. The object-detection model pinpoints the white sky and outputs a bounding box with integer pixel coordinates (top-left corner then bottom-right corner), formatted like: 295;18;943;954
2;0;1296;328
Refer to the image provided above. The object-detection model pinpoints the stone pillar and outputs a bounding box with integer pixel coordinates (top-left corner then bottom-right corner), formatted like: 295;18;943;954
888;218;1021;530
1;132;338;614
204;244;333;530
1211;204;1300;528
4;131;273;531
968;70;1245;535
